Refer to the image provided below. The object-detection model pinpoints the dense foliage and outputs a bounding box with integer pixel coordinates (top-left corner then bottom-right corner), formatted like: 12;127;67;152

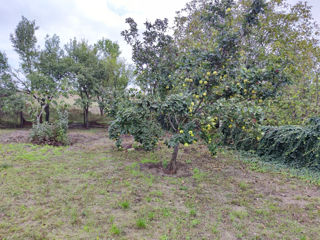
0;51;25;126
258;118;320;170
109;92;162;150
30;109;69;145
112;0;292;173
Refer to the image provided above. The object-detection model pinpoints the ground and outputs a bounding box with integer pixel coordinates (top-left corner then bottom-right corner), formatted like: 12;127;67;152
0;129;319;240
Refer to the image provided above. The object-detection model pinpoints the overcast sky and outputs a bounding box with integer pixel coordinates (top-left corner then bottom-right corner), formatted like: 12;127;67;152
0;0;319;68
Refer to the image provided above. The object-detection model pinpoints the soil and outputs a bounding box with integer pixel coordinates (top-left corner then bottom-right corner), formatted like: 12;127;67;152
140;162;192;177
0;129;108;146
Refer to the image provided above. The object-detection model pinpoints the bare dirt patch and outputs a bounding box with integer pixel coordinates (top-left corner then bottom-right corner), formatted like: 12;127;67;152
140;162;192;177
0;128;109;146
0;129;30;143
68;131;105;145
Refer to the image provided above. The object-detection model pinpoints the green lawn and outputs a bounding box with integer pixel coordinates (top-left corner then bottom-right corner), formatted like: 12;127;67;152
0;129;319;240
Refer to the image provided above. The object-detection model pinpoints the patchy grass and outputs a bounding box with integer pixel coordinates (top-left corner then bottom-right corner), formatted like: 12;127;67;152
0;129;319;239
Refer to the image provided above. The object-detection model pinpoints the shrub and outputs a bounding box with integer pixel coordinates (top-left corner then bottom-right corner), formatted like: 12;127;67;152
257;117;320;170
108;92;162;151
30;110;69;146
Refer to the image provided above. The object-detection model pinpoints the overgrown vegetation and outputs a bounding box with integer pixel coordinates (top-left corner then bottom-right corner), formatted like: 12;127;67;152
30;109;69;145
257;118;320;170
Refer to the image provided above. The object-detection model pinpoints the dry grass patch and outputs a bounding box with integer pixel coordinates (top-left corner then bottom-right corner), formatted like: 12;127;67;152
0;129;319;239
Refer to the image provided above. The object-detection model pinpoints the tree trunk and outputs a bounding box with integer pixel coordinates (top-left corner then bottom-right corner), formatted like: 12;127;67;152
39;113;43;124
45;104;50;122
99;106;104;116
83;106;89;128
39;102;44;124
166;144;179;174
19;111;25;128
316;73;319;112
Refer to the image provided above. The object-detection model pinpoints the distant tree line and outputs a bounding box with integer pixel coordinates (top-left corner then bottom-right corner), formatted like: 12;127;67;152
0;16;132;128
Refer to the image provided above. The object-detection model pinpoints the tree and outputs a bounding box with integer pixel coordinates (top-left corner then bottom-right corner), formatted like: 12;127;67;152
65;39;102;128
94;38;131;116
121;18;178;96
0;51;24;126
10;17;67;123
36;34;69;122
248;0;320;125
10;16;38;75
111;0;289;174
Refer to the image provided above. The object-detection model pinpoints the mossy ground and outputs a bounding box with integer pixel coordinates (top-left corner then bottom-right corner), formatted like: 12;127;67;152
0;129;319;240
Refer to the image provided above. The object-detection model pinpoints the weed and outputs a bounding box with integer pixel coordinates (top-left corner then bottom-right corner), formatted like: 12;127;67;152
186;159;192;164
212;224;219;234
141;158;159;164
136;218;147;229
162;159;168;169
109;223;121;235
150;190;163;197
192;168;206;181
0;163;12;169
119;200;130;209
230;209;248;220
160;235;169;240
189;208;197;217
179;186;188;191
191;219;200;227
162;208;172;217
238;181;249;191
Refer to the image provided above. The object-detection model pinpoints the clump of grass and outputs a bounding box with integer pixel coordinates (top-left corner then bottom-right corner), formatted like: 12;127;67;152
140;158;159;164
136;218;147;229
150;190;163;197
191;219;200;227
148;211;155;221
189;208;197;217
230;209;248;220
0;163;12;169
162;208;171;217
212;224;219;234
239;181;249;191
119;200;130;209
162;159;168;169
109;223;121;235
192;168;206;181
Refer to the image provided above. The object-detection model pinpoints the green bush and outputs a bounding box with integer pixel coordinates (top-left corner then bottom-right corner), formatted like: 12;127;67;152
257;118;320;170
30;110;69;145
108;93;162;151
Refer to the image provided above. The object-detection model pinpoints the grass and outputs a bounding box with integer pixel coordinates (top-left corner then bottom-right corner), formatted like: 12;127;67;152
0;129;319;239
119;200;130;209
136;218;147;229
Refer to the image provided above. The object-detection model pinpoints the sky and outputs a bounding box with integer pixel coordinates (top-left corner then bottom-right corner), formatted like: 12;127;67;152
0;0;319;68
